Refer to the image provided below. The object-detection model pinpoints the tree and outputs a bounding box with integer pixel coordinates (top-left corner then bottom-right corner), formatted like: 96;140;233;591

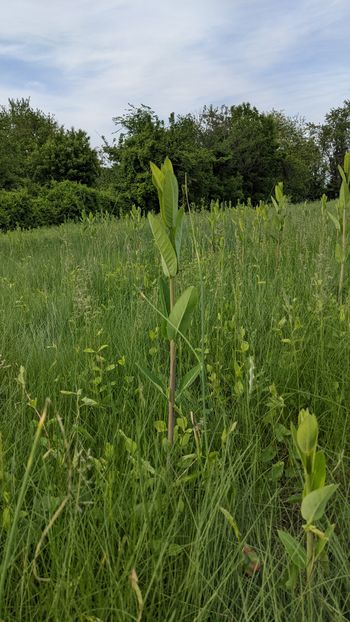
103;105;167;211
320;100;350;197
0;98;57;189
271;111;324;201
0;98;99;190
31;128;100;186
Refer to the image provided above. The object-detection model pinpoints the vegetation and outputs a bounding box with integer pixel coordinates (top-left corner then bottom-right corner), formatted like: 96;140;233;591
0;183;350;619
0;98;350;230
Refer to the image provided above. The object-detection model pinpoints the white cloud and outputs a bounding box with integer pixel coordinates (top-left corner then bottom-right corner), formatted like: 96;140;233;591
0;0;349;146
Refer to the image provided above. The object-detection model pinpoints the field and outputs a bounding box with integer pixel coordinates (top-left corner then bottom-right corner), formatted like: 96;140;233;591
0;201;350;621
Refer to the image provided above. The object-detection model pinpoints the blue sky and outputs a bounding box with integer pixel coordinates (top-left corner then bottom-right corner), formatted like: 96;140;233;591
0;0;349;146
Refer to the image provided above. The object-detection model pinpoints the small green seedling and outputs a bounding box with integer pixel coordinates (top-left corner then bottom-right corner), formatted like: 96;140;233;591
140;158;200;444
278;409;338;588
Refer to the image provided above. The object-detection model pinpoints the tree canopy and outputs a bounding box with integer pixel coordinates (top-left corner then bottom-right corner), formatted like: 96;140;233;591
1;96;350;230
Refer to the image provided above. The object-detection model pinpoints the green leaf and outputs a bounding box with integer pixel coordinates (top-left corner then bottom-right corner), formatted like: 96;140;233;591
174;207;184;261
81;396;98;407
314;524;335;561
301;484;338;524
148;213;177;277
219;507;241;541
136;363;167;398
159;277;170;316
150;161;164;193
163;169;178;229
268;461;284;481
297;411;318;455
118;429;137;455
284;561;299;591
338;165;347;185
177;364;202;400
327;210;341;232
277;530;306;569
150;161;165;221
311;451;326;490
154;420;167;433
339;179;350;209
167;286;198;340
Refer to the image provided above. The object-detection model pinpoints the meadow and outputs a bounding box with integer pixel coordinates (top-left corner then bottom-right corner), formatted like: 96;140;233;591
0;198;350;621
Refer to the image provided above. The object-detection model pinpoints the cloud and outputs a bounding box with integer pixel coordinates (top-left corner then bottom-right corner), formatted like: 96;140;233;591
0;0;349;146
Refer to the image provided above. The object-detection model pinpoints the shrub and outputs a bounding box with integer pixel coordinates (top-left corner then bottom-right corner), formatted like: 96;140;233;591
0;181;120;231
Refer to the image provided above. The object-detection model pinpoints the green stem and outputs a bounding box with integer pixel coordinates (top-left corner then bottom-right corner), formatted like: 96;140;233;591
168;277;176;443
305;472;314;583
338;204;346;303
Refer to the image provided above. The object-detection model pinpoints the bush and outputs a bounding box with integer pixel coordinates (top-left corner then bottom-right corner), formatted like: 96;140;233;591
0;181;120;231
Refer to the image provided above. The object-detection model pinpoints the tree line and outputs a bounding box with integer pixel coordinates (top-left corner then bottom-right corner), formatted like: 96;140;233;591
0;97;350;229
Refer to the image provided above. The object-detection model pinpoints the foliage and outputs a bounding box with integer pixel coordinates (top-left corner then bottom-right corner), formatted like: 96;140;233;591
0;181;119;231
0;199;349;620
0;98;99;191
278;409;337;589
142;157;199;442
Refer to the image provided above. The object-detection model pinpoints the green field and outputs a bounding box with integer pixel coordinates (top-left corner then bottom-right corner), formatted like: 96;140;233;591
0;201;350;621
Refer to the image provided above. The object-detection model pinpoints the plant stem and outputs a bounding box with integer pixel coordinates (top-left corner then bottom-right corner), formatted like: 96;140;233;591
338;204;346;303
305;472;314;583
168;277;176;443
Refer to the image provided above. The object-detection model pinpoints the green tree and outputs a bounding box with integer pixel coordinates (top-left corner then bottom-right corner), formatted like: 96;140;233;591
103;105;167;211
0;98;99;190
31;128;100;186
320;100;350;197
0;98;57;189
272;111;324;201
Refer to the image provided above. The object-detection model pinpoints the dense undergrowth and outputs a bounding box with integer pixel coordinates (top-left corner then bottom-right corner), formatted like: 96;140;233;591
0;200;350;621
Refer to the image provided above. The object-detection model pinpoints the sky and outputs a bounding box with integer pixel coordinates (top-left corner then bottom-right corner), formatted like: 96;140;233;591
0;0;349;147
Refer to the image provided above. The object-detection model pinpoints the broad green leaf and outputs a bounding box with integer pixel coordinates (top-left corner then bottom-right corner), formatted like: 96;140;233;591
148;213;177;277
327;210;341;232
177;363;202;400
154;420;167;433
161;156;174;175
174;207;184;261
285;561;299;591
150;161;164;193
277;530;306;569
136;363;167;398
275;181;284;203
163;169;178;229
344;152;350;179
219;507;241;541
167;286;198;340
301;484;338;524
311;450;326;490
118;429;137;455
150;161;165;221
338;165;347;186
314;523;335;561
297;411;318;455
339;179;350;208
159;277;170;316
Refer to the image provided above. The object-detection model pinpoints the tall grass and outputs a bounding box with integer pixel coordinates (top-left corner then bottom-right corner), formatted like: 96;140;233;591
0;202;349;620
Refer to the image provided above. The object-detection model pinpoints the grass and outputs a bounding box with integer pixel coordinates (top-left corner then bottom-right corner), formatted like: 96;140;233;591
0;201;350;621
